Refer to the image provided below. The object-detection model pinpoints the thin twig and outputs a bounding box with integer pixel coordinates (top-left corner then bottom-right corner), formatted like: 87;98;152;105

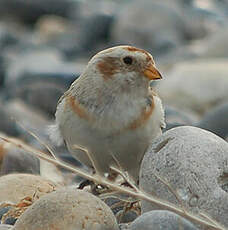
153;172;186;212
15;120;58;161
0;136;226;230
110;165;138;192
72;144;101;176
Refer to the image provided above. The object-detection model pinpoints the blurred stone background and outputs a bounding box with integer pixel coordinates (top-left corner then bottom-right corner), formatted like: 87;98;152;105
0;0;227;169
0;1;227;229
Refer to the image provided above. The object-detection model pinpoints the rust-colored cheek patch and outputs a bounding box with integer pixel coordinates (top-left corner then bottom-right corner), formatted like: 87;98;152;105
66;95;91;121
127;97;155;130
97;57;119;80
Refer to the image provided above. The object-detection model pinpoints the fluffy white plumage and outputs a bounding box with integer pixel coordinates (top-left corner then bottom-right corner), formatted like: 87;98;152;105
49;45;165;182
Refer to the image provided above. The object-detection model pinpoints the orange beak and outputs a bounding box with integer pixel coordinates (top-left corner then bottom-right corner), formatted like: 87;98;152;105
143;64;162;80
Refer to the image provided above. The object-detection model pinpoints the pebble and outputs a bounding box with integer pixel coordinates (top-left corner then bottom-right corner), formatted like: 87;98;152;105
197;102;228;139
111;1;184;56
164;105;197;131
140;126;228;227
4;50;82;117
129;210;199;230
3;99;51;142
116;210;138;223
0;0;76;24
200;28;228;58
0;225;12;230
0;174;59;204
156;59;228;115
78;14;114;52
0;137;39;176
13;187;119;230
0;207;12;222
0;103;20;137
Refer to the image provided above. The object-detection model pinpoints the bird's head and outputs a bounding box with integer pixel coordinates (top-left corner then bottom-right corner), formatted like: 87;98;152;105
81;45;162;95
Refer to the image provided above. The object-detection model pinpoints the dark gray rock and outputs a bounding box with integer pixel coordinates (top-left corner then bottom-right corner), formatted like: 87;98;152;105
0;207;12;223
0;0;78;24
104;197;124;215
0;147;40;176
79;14;114;52
129;211;198;230
4;50;82;117
0;102;20;137
1;217;16;226
140;126;228;227
164;106;197;131
197;102;228;139
111;1;185;57
116;210;138;224
3;99;51;142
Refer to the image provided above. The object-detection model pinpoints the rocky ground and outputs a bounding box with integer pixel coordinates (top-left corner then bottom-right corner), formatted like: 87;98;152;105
0;0;228;229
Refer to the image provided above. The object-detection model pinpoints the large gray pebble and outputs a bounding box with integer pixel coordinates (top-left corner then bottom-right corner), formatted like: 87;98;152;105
156;59;228;115
129;210;198;230
140;126;228;227
13;188;119;230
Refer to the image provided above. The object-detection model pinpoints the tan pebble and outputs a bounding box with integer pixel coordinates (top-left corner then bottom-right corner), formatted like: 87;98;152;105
13;187;119;230
0;174;59;203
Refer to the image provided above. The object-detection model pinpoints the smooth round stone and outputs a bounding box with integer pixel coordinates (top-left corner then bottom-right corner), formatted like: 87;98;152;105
0;225;12;230
164;106;197;131
129;210;198;230
13;188;119;230
116;210;138;223
0;0;76;24
0;141;40;176
111;0;184;56
79;14;114;51
156;59;228;115
4;50;82;117
200;28;228;58
0;102;20;137
0;174;59;203
197;102;228;139
140;126;228;227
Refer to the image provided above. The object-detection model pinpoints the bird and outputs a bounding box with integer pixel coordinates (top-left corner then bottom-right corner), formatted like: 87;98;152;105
48;45;165;183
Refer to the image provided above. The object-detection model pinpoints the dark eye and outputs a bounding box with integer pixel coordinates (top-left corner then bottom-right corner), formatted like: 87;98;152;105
123;56;133;65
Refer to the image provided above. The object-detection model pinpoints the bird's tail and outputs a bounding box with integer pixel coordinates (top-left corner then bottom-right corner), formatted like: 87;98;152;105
47;123;64;146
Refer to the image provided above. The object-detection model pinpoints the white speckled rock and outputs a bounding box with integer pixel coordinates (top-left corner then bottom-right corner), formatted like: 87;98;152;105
156;59;228;115
129;210;198;230
0;225;12;230
13;187;119;230
0;174;59;203
140;126;228;227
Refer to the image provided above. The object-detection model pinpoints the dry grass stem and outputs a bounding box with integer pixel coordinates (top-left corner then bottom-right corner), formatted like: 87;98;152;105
0;136;226;230
153;172;186;212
